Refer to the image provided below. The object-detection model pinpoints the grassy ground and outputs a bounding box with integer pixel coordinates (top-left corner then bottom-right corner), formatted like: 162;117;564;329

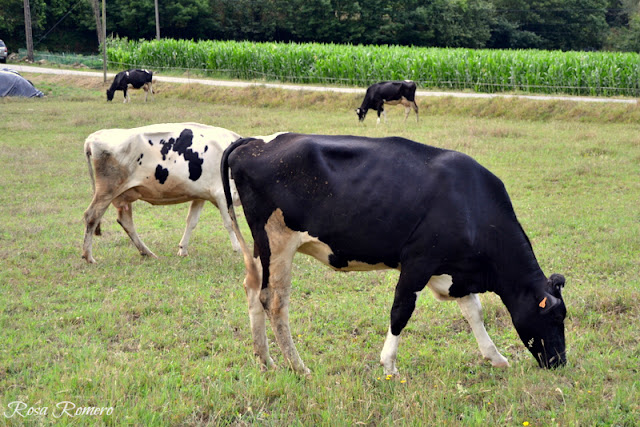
1;75;638;426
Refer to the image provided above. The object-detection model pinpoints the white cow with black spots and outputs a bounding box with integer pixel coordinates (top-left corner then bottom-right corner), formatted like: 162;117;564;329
82;122;242;263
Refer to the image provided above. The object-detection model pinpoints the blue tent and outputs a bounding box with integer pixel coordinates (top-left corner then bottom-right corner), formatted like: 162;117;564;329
0;68;44;97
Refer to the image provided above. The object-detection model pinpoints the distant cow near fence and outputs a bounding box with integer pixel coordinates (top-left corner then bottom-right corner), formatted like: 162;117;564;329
82;123;242;263
356;80;418;124
106;69;154;103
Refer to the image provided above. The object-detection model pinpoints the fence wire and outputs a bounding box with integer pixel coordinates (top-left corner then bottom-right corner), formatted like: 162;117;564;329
21;51;640;98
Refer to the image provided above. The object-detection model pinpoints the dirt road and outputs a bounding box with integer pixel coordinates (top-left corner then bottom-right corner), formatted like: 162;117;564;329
10;64;637;104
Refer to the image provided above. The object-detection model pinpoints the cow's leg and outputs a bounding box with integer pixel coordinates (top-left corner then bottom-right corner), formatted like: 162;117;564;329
244;254;275;371
123;88;129;103
264;254;308;374
403;104;411;122
114;200;157;258
82;195;113;263
457;294;509;367
261;211;309;374
411;101;419;122
213;193;241;252
380;262;430;375
177;199;205;256
143;82;154;102
376;108;383;125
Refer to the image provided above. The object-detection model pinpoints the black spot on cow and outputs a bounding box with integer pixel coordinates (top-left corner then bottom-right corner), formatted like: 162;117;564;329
155;164;169;184
204;145;208;153
159;138;173;161
148;140;154;146
156;128;204;181
137;153;144;165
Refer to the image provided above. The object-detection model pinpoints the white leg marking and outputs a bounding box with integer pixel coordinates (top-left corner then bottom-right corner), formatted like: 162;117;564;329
245;257;275;370
457;294;509;367
263;209;310;374
380;327;400;375
178;199;205;256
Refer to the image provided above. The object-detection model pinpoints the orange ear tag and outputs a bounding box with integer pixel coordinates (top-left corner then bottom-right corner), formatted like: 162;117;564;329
539;297;548;308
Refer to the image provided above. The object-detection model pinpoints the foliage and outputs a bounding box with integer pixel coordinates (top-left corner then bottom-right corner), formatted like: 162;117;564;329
0;73;638;425
0;0;96;52
490;0;610;50
607;13;640;51
0;0;639;53
106;38;640;96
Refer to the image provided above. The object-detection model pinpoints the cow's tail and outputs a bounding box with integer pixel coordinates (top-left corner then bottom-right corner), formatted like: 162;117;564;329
84;140;101;236
221;138;259;276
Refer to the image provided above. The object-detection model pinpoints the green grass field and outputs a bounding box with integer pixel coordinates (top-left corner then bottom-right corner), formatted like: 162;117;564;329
1;75;638;426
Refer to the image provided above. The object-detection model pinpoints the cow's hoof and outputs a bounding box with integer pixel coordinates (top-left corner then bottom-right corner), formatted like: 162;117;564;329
489;357;510;368
140;252;158;259
381;362;399;377
259;357;277;372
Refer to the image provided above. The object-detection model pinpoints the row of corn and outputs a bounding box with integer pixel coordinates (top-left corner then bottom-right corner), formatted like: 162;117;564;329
107;38;640;97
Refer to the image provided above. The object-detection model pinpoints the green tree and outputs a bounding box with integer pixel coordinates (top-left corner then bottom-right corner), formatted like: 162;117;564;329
0;0;45;50
37;0;96;51
490;0;609;50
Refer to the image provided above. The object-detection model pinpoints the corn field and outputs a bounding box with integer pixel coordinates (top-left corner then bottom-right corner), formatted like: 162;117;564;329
107;38;640;97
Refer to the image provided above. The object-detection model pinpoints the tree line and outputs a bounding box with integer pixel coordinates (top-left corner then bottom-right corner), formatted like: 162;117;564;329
1;0;640;54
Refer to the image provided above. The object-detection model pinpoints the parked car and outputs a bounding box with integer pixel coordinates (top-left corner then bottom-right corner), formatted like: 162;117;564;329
0;40;7;63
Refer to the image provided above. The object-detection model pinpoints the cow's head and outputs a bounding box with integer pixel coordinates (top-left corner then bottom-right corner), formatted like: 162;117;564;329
106;89;115;101
355;108;367;122
511;274;567;368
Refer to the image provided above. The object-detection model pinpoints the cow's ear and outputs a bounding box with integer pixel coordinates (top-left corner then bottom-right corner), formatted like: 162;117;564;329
538;293;559;313
547;273;565;297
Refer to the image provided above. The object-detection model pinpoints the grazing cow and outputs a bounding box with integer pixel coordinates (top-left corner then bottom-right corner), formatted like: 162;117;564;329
221;133;567;375
82;123;242;263
106;69;154;103
356;80;419;124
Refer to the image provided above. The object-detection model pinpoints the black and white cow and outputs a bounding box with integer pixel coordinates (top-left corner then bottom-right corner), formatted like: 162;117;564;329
82;123;242;263
356;80;419;124
106;69;154;103
222;133;567;375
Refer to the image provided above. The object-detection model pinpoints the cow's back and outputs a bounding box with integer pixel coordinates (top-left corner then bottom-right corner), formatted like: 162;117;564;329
86;123;240;202
229;133;514;269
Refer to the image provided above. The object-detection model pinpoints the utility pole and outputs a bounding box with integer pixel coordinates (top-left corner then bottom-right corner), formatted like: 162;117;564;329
89;0;107;82
155;0;160;40
23;0;34;62
102;0;107;82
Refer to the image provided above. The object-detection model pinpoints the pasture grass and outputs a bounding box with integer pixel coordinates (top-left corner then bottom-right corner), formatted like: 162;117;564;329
0;74;638;426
